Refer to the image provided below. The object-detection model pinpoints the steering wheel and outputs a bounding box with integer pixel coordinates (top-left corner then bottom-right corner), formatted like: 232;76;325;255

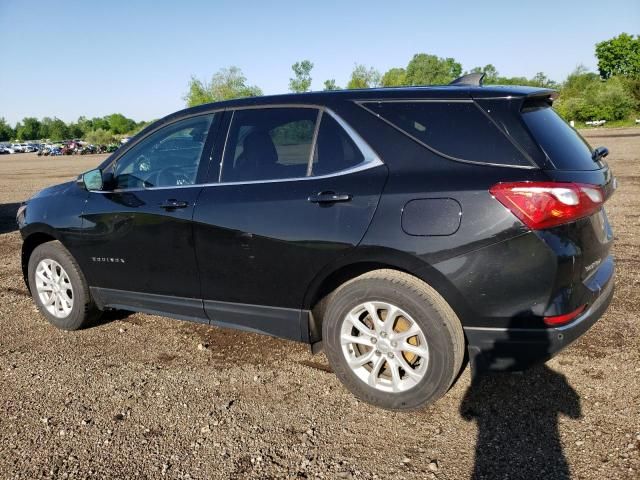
145;166;191;187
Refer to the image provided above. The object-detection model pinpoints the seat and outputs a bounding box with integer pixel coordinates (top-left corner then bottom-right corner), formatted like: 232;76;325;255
231;130;280;181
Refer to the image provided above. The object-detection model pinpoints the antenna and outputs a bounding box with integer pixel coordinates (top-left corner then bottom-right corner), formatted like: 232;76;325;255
449;72;485;87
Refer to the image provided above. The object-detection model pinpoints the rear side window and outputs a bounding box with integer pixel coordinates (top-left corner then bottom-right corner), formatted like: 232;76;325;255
221;108;318;182
312;113;364;176
521;105;598;171
362;101;529;167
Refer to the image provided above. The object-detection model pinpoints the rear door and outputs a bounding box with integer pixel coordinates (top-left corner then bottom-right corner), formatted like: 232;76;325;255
193;106;387;338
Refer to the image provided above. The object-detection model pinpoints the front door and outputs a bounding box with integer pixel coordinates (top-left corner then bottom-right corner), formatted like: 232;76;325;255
73;113;219;317
193;107;387;336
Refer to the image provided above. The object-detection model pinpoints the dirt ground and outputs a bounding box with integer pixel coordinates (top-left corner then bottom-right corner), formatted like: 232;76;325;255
0;130;638;480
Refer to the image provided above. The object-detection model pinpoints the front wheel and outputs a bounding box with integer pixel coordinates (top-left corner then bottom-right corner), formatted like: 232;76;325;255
322;269;465;410
28;241;101;330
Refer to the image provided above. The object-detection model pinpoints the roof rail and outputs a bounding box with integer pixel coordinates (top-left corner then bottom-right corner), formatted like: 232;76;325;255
449;72;485;87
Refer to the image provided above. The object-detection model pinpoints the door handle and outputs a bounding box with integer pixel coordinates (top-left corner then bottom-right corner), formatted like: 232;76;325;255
308;191;352;204
159;199;189;210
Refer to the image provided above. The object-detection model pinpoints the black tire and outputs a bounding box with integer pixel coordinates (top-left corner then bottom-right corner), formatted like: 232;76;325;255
28;241;101;330
322;269;465;410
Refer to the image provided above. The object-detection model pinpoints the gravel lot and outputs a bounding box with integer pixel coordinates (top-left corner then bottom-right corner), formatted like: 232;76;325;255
1;130;639;479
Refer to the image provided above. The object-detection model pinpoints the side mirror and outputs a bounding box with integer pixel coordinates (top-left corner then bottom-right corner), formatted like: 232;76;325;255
77;168;104;191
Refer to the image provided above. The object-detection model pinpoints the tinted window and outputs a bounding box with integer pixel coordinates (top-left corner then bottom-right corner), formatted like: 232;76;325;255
113;115;214;189
311;114;364;176
363;101;528;166
521;105;598;171
221;108;318;182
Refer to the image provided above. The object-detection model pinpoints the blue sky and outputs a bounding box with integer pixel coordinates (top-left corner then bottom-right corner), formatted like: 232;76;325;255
0;0;638;125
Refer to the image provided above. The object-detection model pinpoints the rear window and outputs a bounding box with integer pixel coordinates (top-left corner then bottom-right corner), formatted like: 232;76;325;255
362;101;529;167
521;105;598;171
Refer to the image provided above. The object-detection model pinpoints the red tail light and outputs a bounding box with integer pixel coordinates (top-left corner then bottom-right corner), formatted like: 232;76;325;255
544;305;586;326
490;181;604;230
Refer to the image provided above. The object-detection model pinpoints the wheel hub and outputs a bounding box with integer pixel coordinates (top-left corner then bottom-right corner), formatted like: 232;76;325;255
340;301;430;393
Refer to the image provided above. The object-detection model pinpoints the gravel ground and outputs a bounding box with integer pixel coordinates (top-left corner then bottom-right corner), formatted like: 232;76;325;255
0;131;639;479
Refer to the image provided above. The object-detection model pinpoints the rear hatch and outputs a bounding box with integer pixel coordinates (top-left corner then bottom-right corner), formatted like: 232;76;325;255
484;93;616;320
520;98;615;279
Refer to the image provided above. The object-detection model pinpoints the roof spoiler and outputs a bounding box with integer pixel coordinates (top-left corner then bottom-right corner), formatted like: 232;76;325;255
449;73;485;87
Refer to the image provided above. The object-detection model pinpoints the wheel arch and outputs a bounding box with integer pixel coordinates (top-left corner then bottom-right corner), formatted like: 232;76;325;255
21;227;60;290
303;247;470;341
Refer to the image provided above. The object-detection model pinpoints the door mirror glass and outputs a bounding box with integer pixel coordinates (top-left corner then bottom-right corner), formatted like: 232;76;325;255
82;168;104;191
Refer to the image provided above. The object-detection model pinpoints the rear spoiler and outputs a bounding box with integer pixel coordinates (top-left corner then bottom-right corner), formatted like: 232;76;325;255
521;91;559;110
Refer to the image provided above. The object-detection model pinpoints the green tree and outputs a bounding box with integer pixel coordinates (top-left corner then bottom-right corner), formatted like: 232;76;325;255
470;64;499;83
16;117;42;140
381;67;407;87
323;79;340;90
346;64;381;89
555;67;635;122
38;117;53;139
48;118;69;140
90;117;110;131
106;113;136;134
289;60;313;93
0;117;14;141
595;33;640;79
184;66;263;107
405;54;462;85
84;128;115;145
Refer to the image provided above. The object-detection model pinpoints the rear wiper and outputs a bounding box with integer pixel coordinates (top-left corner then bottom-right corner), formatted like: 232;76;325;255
592;146;609;162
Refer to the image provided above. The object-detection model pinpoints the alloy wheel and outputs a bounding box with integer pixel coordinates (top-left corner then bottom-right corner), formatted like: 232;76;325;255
35;259;74;319
340;301;429;392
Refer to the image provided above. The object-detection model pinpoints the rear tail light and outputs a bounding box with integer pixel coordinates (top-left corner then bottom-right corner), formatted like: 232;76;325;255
544;304;586;326
490;181;604;230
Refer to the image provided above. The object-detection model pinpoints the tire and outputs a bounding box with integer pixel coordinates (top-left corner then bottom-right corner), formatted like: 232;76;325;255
322;269;465;410
28;241;101;330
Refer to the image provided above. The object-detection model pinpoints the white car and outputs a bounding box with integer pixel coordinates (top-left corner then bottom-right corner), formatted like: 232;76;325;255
11;143;26;152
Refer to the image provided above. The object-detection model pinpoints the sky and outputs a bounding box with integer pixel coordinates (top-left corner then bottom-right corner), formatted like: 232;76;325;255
0;0;638;125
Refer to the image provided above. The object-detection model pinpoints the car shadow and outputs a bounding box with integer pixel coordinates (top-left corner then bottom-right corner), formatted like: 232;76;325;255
0;202;20;234
460;323;582;479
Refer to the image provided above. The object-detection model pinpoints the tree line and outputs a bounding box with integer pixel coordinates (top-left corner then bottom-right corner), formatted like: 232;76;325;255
2;33;638;143
0;114;151;143
185;33;640;125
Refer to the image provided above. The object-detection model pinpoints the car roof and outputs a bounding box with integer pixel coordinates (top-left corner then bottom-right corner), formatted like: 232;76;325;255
175;84;556;118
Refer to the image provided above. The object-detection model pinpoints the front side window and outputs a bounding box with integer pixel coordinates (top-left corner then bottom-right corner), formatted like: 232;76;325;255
112;114;214;189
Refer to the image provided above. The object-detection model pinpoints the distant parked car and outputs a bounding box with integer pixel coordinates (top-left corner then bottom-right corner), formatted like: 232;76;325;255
23;144;38;153
11;143;25;152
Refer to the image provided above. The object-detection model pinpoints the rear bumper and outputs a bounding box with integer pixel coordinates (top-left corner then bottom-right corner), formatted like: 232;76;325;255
465;256;615;372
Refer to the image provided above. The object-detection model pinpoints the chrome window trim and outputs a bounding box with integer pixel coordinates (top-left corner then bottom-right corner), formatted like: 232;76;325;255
90;106;383;193
356;100;538;170
307;110;323;176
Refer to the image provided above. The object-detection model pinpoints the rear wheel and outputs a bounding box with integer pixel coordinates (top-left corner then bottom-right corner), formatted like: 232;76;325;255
28;241;100;330
322;269;465;410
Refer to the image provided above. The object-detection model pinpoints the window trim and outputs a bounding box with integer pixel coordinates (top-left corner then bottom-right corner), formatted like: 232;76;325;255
94;105;382;193
356;99;538;170
214;105;382;186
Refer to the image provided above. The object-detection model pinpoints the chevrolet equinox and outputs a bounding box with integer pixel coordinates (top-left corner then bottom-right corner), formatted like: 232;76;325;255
18;74;615;410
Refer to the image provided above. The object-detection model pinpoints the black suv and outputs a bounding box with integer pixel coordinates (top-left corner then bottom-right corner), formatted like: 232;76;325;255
18;74;615;410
